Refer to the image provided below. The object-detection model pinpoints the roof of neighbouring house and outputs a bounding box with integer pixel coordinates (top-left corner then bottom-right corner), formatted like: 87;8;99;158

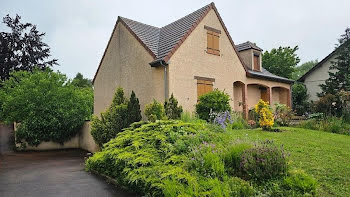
236;41;263;52
93;2;294;84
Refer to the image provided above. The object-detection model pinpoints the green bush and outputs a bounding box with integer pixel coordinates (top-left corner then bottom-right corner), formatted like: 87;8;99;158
283;170;317;196
238;140;288;182
195;89;231;122
230;112;250;129
144;99;166;122
274;103;293;126
223;143;252;175
91;88;142;147
297;116;350;135
164;93;183;120
292;83;310;115
0;70;92;147
180;111;205;123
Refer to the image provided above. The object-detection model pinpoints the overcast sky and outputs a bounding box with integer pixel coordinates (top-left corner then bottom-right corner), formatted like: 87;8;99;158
1;0;349;79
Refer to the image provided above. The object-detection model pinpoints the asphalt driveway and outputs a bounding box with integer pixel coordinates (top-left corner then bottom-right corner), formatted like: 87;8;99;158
0;124;138;197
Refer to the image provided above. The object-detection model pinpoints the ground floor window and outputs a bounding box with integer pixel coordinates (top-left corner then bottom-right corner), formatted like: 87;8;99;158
195;76;215;99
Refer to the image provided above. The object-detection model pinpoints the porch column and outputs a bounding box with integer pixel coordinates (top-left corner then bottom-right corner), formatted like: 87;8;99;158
267;87;272;105
242;84;248;119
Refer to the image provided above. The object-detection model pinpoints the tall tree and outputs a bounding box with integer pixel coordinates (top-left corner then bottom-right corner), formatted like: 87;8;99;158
262;46;300;79
71;73;92;88
127;91;142;124
319;27;350;96
0;14;57;82
291;60;318;80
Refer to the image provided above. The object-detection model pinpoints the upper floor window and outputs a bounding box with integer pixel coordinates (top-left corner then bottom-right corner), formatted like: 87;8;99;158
205;26;221;56
253;53;260;71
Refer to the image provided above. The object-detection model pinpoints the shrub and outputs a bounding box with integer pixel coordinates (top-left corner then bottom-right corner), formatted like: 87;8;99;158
212;111;233;129
314;94;341;116
238;140;288;182
292;83;310;115
144;99;166;122
274;103;293;126
180;111;204;123
127;91;142;124
90;88;130;147
297;116;350;135
255;100;274;130
195;89;231;122
223;143;252;175
164;94;183;120
230;112;250;130
0;70;92;147
283;170;317;195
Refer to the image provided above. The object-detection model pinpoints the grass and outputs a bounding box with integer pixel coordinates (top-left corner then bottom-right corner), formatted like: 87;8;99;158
227;127;350;196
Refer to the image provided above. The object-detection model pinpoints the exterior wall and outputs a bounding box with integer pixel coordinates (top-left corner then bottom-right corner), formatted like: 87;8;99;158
238;50;252;70
303;55;336;101
15;122;98;153
93;23;164;118
167;9;291;113
168;9;247;113
247;85;261;110
233;82;243;111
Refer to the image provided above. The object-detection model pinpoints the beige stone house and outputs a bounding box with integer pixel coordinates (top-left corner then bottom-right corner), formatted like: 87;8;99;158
92;2;293;119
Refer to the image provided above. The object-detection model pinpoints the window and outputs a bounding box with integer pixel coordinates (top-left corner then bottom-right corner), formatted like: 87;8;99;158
195;76;215;99
205;26;220;56
253;54;260;71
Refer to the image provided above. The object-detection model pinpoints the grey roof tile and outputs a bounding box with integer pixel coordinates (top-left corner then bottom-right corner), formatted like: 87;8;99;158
248;68;294;83
236;41;263;52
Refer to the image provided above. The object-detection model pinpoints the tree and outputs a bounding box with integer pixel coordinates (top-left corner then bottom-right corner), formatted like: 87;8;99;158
71;73;92;88
127;91;142;124
319;27;350;96
0;69;92;147
164;93;183;119
0;15;57;82
262;46;300;79
292;83;310;115
291;60;318;80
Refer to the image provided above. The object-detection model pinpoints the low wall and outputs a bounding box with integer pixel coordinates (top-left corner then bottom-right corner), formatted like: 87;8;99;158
15;121;99;153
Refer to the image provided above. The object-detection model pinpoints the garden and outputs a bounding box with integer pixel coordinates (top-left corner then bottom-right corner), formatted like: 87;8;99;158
84;87;350;196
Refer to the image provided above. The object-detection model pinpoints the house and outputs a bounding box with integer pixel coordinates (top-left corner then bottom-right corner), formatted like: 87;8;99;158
298;46;340;101
92;2;293;119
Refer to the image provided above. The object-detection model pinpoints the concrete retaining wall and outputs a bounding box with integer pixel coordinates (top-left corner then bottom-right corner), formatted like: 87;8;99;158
15;121;99;153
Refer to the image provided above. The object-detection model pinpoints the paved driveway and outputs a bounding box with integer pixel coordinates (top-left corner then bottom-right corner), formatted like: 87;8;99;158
0;125;138;197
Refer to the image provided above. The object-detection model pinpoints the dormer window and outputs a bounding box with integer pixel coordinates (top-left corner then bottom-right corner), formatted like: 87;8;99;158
205;25;220;56
253;53;260;71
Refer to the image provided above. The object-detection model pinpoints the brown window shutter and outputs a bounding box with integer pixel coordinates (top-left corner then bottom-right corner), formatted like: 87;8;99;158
207;31;213;53
197;79;214;99
254;55;260;70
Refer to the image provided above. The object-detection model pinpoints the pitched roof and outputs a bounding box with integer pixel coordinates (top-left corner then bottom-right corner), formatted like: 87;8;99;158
248;68;294;84
120;4;211;62
236;41;263;52
93;2;292;84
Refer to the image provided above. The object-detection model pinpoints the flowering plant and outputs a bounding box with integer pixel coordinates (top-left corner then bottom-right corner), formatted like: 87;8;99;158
255;99;274;130
210;110;233;129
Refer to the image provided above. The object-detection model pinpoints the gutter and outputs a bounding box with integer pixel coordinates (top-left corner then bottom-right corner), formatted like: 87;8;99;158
246;72;294;84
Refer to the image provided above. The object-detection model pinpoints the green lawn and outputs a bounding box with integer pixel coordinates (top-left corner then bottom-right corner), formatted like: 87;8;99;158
227;127;350;196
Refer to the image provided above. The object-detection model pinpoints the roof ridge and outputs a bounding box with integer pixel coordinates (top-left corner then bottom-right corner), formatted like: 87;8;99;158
119;16;160;29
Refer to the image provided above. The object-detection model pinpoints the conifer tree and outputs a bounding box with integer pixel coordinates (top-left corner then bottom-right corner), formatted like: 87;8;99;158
164;93;183;119
319;28;350;96
127;91;142;124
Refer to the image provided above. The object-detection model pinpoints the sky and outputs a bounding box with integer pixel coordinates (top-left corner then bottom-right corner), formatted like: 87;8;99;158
1;0;349;79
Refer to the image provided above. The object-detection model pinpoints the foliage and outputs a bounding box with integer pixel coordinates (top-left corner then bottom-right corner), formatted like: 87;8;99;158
283;170;317;195
195;89;231;122
314;94;342;116
230;112;250;129
91;88;139;147
292;82;310;115
274;103;293;126
320;27;350;96
238;140;288;182
227;127;350;196
211;111;233;129
180;111;205;123
71;72;92;88
164;93;183;120
255;99;274;130
0;70;92;146
0;14;57;82
223;142;252;175
144;99;166;122
291;60;318;80
297;116;350;135
262;46;300;79
127;91;142;124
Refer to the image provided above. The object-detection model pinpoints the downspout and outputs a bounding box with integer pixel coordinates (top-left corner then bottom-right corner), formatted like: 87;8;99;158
160;60;168;101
